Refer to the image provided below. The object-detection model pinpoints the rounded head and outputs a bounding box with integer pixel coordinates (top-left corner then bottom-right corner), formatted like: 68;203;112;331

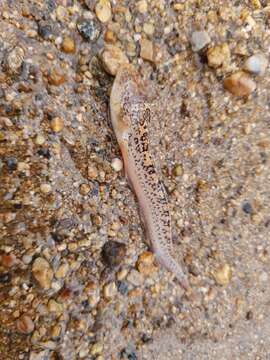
110;65;144;144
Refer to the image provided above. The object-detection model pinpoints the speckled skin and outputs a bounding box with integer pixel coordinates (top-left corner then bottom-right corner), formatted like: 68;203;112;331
110;65;189;290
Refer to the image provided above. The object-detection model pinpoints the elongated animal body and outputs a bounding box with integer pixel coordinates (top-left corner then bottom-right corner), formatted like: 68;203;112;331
110;65;189;290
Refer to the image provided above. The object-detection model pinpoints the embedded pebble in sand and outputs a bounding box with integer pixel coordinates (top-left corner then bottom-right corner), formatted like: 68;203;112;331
101;45;129;76
213;264;232;286
244;53;268;75
17;314;35;334
95;0;112;23
191;31;211;52
111;158;123;172
224;71;256;96
32;257;53;289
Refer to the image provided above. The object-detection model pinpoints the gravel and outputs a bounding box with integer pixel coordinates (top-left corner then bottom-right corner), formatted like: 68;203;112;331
0;0;270;359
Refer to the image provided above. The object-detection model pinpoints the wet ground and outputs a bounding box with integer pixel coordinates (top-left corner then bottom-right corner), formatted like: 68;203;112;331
0;1;270;359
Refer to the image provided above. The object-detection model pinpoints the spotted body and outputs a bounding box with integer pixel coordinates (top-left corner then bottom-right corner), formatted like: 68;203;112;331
110;65;189;289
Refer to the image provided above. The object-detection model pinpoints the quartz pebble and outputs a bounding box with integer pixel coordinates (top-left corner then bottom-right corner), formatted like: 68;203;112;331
213;264;232;286
17;314;35;334
127;269;143;286
140;39;154;62
191;31;211;52
103;282;117;299
136;251;156;275
55;263;69;279
111;158;123;172
32;257;53;289
101;45;129;76
61;37;76;54
6;46;25;74
95;0;112;23
207;43;230;68
244;53;268;75
51;117;64;132
40;183;52;194
224;71;256;96
137;0;148;13
48;67;66;86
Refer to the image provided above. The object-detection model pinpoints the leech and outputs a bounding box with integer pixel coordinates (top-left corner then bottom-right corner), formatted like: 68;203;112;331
110;64;189;290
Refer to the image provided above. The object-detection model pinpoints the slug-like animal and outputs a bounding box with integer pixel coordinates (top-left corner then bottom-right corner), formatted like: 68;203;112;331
110;64;189;290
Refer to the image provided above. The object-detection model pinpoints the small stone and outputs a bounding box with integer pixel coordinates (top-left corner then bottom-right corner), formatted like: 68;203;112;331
172;164;183;177
40;183;52;194
104;30;116;43
137;0;148;13
140;39;154;62
111;158;123;172
259;271;268;282
61;37;76;54
87;164;98;179
242;201;253;214
17;161;30;172
55;263;69;279
35;134;46;145
17;314;34;334
191;31;211;52
79;183;91;195
91;343;103;356
6;47;25;74
207;43;230;68
101;45;129;76
38;21;52;40
143;23;155;36
213;264;232;286
32;257;53;289
0;253;17;268
77;19;101;42
51;117;64;132
244;53;268;76
95;0;111;23
47;299;63;314
127;269;143;286
51;324;61;338
136;251;156;275
224;71;256;96
101;241;126;267
56;5;68;22
48;67;66;86
103;282;117;299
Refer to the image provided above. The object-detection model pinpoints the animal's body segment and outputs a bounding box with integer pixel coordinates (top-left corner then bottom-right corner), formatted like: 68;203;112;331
110;65;189;290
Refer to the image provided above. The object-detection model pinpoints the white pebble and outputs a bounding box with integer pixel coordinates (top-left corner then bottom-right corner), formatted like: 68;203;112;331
191;31;211;52
111;158;123;172
40;183;52;193
244;53;268;75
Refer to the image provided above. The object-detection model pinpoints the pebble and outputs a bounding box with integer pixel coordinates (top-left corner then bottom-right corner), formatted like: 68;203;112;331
79;183;91;195
47;299;63;314
207;43;230;68
103;281;117;299
77;19;101;42
127;269;143;286
111;158;123;172
6;46;25;74
95;0;112;23
101;240;126;267
224;71;256;96
191;31;211;52
38;21;52;40
140;39;154;62
213;264;232;286
137;0;148;13
0;253;17;267
55;263;69;279
136;251;156;276
87;164;98;179
40;183;52;194
51;117;64;132
61;36;76;54
172;164;183;177
16;314;35;334
91;343;103;356
101;45;129;76
32;257;53;289
143;23;155;36
244;53;268;75
48;67;66;86
35;134;46;145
